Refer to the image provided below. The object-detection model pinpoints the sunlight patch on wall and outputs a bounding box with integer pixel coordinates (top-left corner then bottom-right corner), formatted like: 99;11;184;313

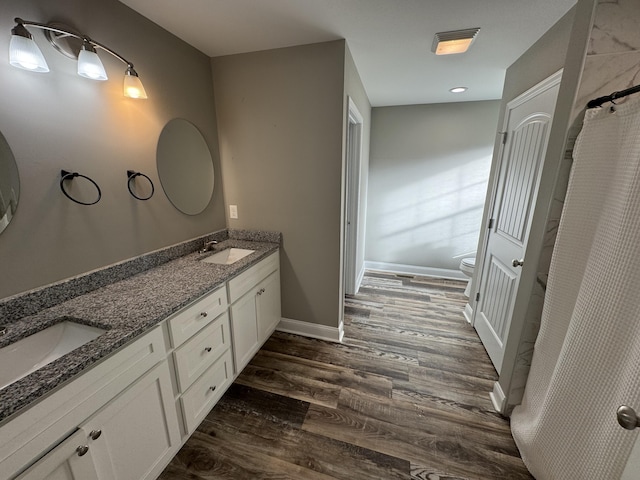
369;152;491;269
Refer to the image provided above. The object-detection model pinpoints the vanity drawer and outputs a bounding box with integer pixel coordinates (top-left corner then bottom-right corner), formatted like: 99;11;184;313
173;312;230;392
180;349;233;434
168;285;227;347
228;251;279;303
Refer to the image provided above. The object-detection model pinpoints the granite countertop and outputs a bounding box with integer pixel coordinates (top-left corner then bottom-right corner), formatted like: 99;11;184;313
0;237;279;423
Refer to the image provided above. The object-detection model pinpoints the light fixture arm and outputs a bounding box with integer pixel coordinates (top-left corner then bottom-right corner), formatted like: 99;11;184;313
14;17;136;70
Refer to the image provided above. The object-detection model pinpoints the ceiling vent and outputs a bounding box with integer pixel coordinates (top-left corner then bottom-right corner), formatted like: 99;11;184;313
432;28;480;55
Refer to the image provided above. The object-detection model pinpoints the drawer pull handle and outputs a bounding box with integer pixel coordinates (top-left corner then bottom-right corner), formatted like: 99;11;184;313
89;429;102;440
257;288;266;295
200;312;208;317
76;445;89;457
209;386;217;392
204;347;212;352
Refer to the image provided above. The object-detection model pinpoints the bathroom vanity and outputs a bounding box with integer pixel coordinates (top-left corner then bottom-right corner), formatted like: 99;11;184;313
0;234;281;480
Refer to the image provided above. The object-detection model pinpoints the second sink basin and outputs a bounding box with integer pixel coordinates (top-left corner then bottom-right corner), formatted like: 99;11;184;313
0;321;106;390
201;248;255;265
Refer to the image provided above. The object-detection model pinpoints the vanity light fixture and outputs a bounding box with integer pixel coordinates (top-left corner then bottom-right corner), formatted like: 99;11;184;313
449;87;468;93
9;17;147;99
432;28;480;55
77;40;108;81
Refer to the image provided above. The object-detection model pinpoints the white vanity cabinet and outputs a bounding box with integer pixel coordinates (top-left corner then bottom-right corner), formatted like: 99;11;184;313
14;430;100;480
79;360;179;480
0;247;281;480
166;285;234;435
0;327;181;480
15;360;179;480
228;252;281;373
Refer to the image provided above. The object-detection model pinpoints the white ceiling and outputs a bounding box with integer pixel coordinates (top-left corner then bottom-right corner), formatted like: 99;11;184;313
119;0;577;107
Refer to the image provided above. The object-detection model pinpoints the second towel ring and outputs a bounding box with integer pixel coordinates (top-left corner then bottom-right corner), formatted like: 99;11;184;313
127;170;155;201
60;170;101;206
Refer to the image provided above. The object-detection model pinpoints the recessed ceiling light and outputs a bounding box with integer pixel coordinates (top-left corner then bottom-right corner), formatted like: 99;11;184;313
432;28;480;55
449;87;468;93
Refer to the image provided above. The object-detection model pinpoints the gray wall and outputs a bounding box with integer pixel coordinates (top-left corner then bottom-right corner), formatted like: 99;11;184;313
343;44;372;289
471;6;580;303
0;0;226;300
212;41;346;328
467;3;598;413
366;101;500;271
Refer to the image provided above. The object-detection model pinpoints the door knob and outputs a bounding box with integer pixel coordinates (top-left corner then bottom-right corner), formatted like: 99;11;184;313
617;405;640;430
512;259;524;267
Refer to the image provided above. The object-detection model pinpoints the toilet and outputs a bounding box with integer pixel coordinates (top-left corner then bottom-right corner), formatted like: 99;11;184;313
459;257;475;297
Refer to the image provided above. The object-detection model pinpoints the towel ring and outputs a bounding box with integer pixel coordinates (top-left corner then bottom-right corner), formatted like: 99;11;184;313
126;170;155;201
60;170;101;206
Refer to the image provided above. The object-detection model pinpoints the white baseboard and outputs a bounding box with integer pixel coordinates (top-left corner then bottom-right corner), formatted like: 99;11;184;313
463;303;473;324
490;381;507;414
364;261;466;280
276;317;344;343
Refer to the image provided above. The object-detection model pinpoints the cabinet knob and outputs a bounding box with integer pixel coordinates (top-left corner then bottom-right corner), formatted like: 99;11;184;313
200;311;208;317
209;386;217;392
257;288;265;295
89;429;102;440
76;445;89;457
204;347;212;353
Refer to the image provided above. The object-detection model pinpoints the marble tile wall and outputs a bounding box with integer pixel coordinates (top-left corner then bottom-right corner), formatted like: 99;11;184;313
506;0;640;411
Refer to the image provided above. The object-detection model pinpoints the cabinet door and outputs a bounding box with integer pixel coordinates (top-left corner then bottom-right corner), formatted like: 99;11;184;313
82;360;181;480
256;270;281;342
15;429;100;480
229;291;259;374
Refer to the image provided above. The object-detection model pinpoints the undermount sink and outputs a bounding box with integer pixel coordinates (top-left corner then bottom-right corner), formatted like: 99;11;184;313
0;321;106;390
201;248;255;265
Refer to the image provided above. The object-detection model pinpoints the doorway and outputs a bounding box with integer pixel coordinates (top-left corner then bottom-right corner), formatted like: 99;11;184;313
343;97;364;296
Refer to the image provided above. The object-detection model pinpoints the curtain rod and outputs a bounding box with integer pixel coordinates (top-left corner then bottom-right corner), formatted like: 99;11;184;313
586;84;640;109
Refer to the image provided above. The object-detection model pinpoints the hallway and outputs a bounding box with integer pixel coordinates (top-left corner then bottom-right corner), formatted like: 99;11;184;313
160;271;532;479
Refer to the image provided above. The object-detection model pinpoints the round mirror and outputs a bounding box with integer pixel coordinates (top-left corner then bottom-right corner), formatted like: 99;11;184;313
0;131;20;235
156;119;214;215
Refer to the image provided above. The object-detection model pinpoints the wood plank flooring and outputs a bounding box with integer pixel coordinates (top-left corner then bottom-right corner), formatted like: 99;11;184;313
159;271;533;480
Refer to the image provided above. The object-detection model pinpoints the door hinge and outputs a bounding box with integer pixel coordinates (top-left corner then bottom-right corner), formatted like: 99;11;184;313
500;131;508;145
488;218;495;229
475;292;480;302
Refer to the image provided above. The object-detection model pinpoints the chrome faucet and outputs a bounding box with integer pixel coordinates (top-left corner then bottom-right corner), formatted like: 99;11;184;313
199;240;218;253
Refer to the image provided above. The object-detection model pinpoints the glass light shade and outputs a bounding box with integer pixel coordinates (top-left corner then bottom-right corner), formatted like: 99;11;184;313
434;38;474;55
123;73;147;99
77;48;108;81
9;34;49;72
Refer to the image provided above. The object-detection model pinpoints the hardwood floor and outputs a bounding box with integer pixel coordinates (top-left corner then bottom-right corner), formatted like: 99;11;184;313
159;271;533;480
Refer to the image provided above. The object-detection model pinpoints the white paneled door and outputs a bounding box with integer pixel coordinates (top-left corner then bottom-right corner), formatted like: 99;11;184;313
474;73;561;373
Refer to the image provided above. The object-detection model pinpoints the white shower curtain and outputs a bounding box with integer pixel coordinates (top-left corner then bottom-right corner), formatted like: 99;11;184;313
511;97;640;479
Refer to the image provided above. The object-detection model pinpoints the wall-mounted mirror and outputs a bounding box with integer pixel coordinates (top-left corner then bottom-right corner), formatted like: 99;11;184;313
0;131;20;235
156;119;214;215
